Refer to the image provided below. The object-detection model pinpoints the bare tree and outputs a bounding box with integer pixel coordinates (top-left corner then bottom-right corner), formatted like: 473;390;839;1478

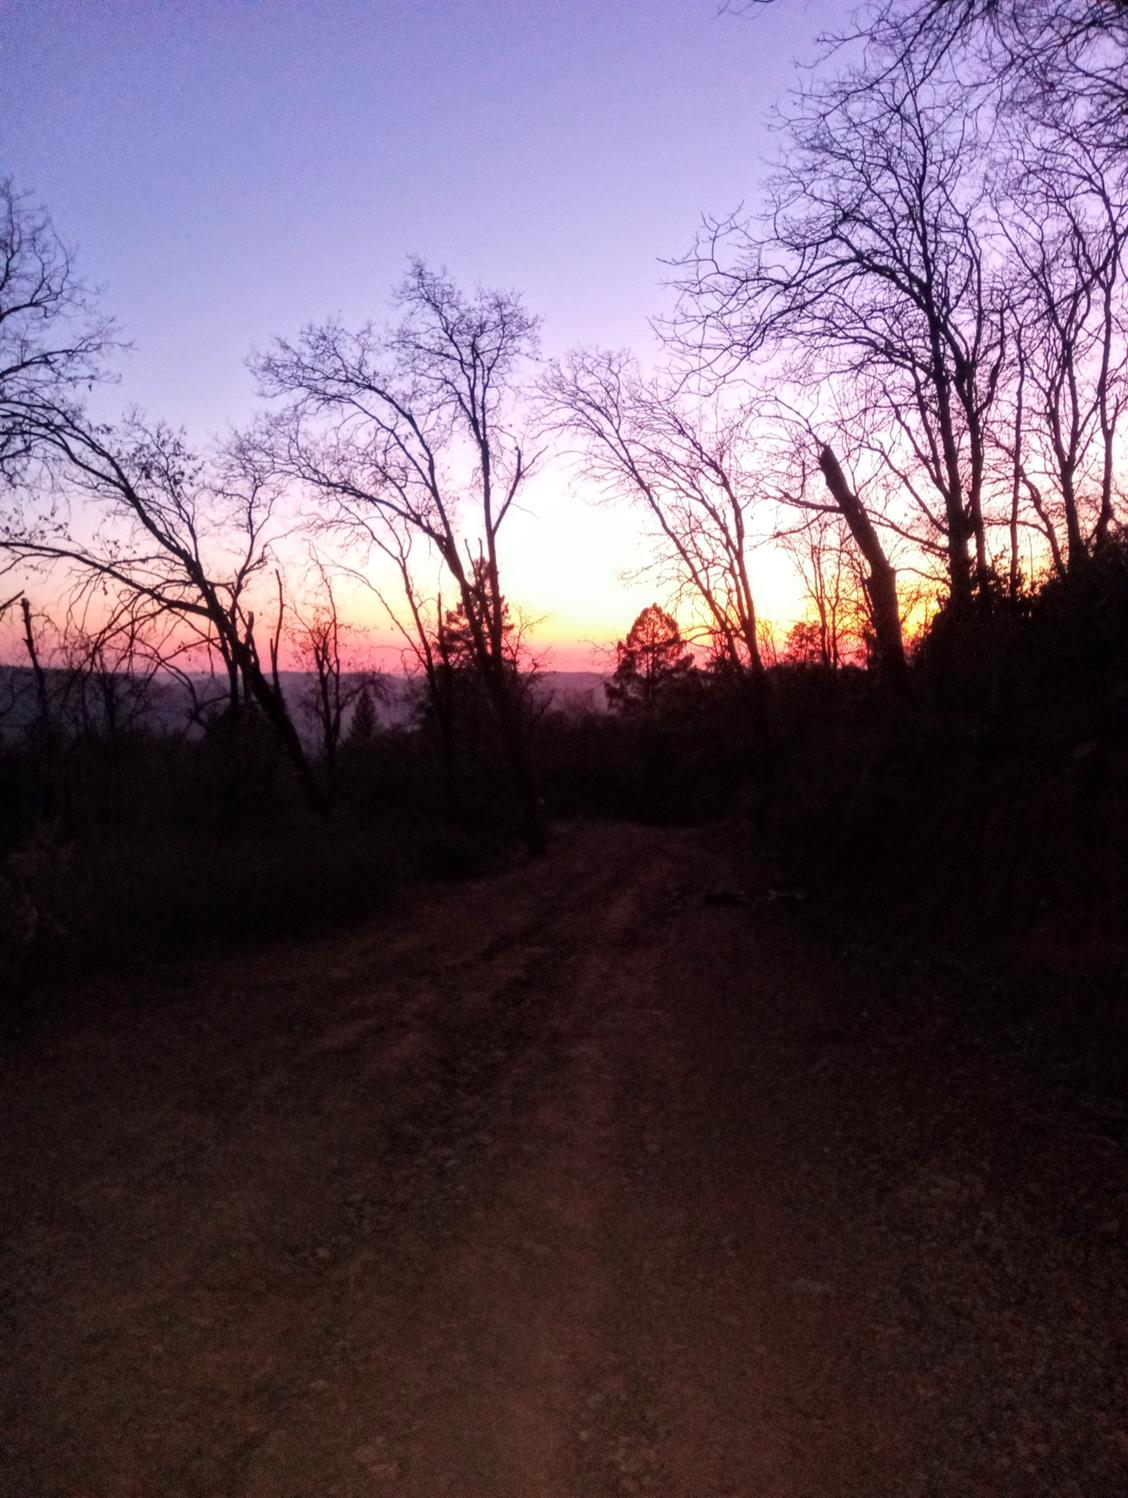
998;131;1128;571
543;348;768;724
252;260;547;853
741;0;1128;141
0;591;25;734
313;505;458;787
18;595;51;734
669;53;1008;616
865;0;1128;148
290;557;378;789
0;412;327;817
735;392;915;686
777;510;863;669
55;593;171;748
0;179;116;484
815;446;912;686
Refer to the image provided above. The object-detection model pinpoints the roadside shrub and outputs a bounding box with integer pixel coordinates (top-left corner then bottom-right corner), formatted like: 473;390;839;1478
0;823;74;1033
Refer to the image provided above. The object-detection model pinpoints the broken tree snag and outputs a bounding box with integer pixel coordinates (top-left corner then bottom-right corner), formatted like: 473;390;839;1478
817;445;910;694
20;597;52;730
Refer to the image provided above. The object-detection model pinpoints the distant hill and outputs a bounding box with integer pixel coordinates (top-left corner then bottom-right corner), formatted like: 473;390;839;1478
364;669;609;729
0;665;609;743
534;671;609;716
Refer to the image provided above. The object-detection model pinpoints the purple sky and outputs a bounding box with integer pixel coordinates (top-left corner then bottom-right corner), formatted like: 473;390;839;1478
2;0;837;666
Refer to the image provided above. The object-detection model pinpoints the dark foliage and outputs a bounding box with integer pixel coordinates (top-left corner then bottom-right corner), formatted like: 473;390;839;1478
0;702;515;1032
4;546;1126;1081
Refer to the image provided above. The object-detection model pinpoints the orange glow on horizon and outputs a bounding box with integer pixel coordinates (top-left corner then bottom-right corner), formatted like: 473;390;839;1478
0;470;815;675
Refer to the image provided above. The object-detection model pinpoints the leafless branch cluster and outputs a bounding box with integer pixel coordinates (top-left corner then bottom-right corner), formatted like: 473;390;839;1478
655;2;1128;679
250;260;547;848
541;350;766;693
0;179;118;486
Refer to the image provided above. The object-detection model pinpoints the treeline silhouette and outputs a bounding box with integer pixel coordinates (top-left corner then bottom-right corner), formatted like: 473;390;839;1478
4;558;1125;1035
1;0;1126;1048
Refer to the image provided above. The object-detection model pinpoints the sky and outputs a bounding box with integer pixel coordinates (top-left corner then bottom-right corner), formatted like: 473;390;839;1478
2;0;839;669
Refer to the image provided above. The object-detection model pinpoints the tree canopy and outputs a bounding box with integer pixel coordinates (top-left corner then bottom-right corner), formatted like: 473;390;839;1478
607;605;695;717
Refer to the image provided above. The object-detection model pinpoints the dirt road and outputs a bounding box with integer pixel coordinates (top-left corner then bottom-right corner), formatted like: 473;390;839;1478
2;822;1126;1496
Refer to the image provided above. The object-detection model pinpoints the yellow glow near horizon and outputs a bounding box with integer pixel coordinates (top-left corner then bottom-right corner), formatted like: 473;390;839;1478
0;487;812;676
498;472;809;669
333;475;811;675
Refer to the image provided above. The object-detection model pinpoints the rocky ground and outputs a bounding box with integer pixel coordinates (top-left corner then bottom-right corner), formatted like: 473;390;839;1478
2;820;1126;1496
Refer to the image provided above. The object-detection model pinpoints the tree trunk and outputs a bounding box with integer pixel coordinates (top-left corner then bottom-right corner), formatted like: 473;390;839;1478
20;598;51;731
449;557;547;857
818;447;910;696
482;658;547;857
233;641;330;821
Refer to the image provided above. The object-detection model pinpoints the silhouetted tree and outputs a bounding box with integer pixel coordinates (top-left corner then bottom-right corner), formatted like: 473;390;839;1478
290;559;374;789
544;349;768;733
56;595;165;748
867;0;1128;148
347;681;379;745
998;130;1128;573
0;179;116;486
18;596;51;736
743;0;1128;143
777;511;861;669
421;558;540;769
782;619;825;665
0;416;327;817
327;511;459;793
254;261;547;852
670;54;1006;616
608;605;694;716
816;446;911;691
